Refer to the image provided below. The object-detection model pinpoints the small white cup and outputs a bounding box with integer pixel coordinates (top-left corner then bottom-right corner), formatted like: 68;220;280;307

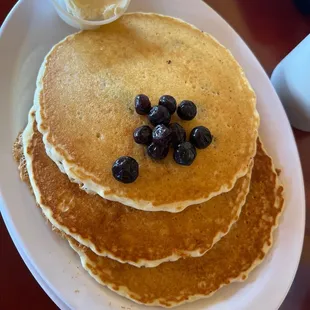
271;35;310;132
50;0;131;30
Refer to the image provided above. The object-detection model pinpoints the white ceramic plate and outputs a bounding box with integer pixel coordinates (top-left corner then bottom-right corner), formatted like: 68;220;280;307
0;0;305;309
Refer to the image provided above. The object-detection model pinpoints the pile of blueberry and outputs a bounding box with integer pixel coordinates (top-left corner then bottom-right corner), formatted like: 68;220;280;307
112;94;213;183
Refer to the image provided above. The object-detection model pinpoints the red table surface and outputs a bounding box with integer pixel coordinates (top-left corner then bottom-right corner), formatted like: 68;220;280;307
1;0;309;309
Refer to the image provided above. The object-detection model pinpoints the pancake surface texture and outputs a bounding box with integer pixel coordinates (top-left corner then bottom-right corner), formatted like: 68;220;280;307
68;140;284;307
35;13;259;211
21;110;252;267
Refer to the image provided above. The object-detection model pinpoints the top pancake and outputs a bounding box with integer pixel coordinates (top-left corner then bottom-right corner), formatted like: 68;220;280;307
35;13;259;212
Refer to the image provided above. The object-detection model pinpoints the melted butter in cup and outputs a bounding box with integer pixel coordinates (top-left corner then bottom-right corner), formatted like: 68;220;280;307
51;0;131;30
64;0;129;21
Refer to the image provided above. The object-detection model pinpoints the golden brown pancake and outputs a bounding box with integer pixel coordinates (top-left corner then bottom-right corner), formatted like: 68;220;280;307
67;140;284;307
20;110;252;267
34;13;259;212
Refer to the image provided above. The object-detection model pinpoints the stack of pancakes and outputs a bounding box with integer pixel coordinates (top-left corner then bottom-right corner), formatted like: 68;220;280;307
14;13;284;307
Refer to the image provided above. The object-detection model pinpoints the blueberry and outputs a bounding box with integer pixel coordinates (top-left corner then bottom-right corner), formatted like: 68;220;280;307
135;94;151;115
177;100;197;120
112;156;139;183
190;126;213;149
133;126;152;145
147;143;169;160
159;95;177;114
169;123;186;148
173;142;196;166
148;105;171;126
152;124;172;146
